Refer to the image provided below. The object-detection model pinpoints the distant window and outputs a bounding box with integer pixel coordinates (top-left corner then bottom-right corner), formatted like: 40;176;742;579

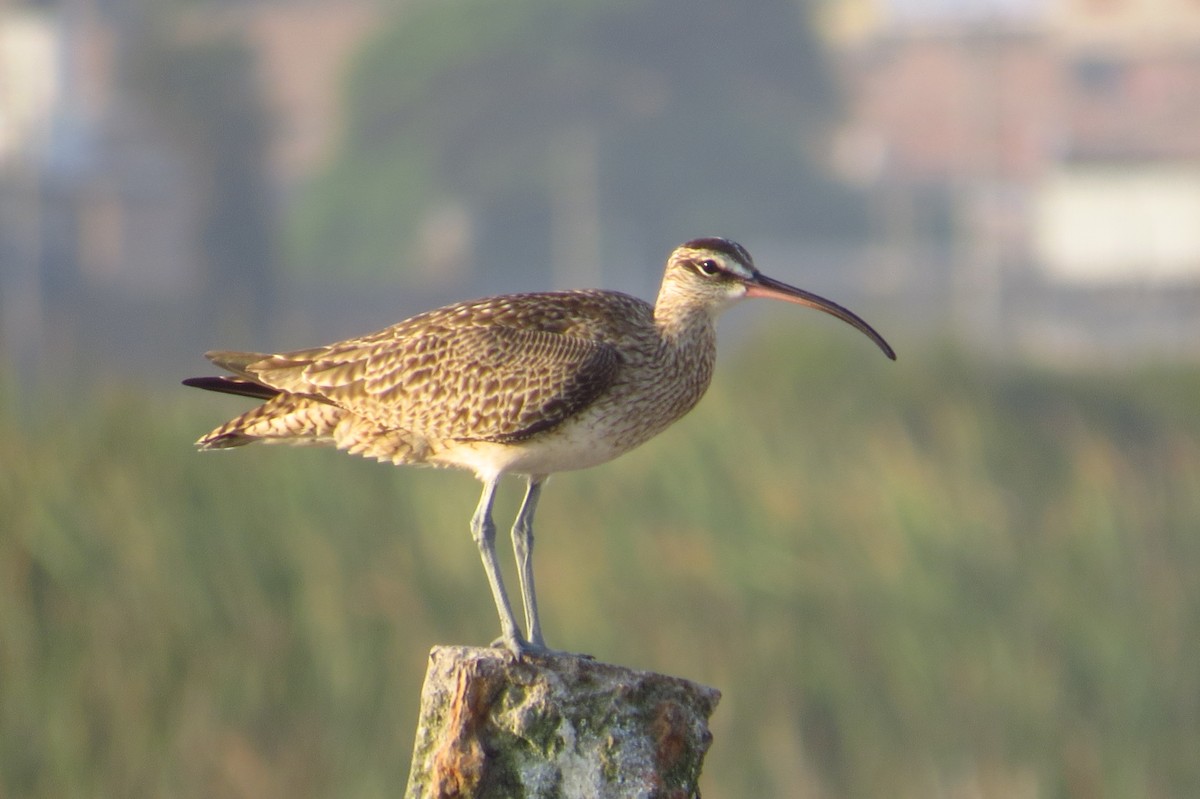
1074;57;1124;95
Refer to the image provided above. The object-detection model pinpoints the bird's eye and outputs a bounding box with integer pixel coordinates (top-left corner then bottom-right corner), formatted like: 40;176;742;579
697;259;721;277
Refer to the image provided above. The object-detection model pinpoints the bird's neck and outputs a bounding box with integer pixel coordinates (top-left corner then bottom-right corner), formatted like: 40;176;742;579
652;307;718;404
653;298;716;344
648;299;718;420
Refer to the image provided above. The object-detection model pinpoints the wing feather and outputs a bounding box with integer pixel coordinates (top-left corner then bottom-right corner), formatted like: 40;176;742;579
240;296;628;443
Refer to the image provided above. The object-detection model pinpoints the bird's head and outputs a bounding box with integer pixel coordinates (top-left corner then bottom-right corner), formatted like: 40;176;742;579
658;237;896;360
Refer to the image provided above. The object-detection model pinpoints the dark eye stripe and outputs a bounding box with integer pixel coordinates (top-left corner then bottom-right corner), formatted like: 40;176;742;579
682;237;755;271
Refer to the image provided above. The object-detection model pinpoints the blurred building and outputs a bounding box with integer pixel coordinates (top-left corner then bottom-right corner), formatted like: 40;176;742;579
173;0;380;194
820;0;1200;360
5;0;1199;371
0;0;380;373
1;0;197;346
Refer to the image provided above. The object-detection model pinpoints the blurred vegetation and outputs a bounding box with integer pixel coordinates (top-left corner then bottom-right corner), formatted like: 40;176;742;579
2;335;1199;798
290;0;863;282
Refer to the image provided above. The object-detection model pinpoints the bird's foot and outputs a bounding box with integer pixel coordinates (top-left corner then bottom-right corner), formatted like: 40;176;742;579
489;634;590;661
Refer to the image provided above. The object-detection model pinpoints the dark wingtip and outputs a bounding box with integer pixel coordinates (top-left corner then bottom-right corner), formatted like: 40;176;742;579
183;375;279;400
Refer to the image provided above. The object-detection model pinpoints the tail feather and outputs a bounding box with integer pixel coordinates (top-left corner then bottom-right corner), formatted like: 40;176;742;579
204;350;272;379
193;394;345;450
187;347;388;456
200;347;328;395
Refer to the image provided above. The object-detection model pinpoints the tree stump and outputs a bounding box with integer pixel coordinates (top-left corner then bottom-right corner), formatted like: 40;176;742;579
405;646;720;799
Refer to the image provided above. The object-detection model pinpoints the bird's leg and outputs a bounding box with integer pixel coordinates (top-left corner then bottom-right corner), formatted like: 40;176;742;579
511;476;546;648
470;477;527;656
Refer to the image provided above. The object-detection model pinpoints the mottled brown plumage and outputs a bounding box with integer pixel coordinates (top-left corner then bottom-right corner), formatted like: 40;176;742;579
185;237;894;656
193;290;712;474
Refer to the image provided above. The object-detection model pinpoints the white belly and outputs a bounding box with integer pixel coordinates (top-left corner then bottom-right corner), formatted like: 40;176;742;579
428;417;633;481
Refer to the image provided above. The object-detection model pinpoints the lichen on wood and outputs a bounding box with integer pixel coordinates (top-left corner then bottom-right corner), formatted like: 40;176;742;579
405;646;720;799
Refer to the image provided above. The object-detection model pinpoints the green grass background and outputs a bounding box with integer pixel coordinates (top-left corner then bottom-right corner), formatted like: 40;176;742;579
3;332;1198;798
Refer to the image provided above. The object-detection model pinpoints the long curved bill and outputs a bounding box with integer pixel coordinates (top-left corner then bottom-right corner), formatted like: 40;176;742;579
745;274;897;360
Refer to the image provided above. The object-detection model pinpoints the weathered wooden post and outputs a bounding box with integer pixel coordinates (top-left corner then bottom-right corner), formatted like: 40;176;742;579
405;646;720;799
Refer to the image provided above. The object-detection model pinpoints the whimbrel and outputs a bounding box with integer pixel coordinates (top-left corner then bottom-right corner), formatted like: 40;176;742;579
184;238;895;656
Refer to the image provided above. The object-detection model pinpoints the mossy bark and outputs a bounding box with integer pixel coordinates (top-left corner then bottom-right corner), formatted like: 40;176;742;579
405;646;720;799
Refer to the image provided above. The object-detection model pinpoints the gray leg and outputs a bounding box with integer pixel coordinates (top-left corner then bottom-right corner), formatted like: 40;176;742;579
512;476;546;647
470;477;525;655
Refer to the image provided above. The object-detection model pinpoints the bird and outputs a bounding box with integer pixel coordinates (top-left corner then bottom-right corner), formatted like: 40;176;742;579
184;237;895;657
